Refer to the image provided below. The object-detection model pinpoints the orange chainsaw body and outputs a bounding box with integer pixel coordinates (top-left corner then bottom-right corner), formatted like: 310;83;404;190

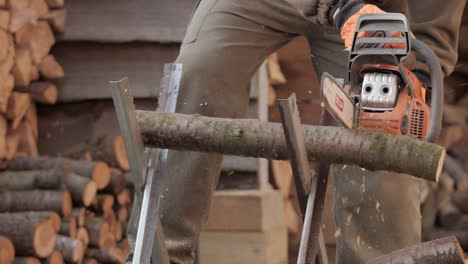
357;65;431;139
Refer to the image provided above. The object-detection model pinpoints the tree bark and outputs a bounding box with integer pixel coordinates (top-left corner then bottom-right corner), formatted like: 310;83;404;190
0;214;56;258
59;216;76;238
55;235;84;263
102;168;126;195
452;191;468;214
71;208;85;227
0;190;72;216
84;247;124;264
84;216;115;248
368;236;465;264
44;250;63;264
0;236;14;264
64;172;97;207
8;156;111;189
136;111;445;182
76;227;89;248
95;194;114;214
4;211;61;232
12;257;40;264
83;258;98;264
0;169;63;190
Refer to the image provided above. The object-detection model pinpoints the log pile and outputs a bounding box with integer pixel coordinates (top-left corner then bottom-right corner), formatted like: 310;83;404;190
422;99;468;251
0;0;66;164
0;134;131;264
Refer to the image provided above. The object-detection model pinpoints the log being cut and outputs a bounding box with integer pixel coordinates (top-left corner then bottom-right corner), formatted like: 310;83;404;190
136;111;445;181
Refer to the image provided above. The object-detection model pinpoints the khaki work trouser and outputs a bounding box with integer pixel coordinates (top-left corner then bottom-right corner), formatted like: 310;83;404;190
127;0;465;263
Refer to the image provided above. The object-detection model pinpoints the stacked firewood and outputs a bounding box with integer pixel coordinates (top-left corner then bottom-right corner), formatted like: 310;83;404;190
422;96;468;250
0;134;132;264
0;0;65;162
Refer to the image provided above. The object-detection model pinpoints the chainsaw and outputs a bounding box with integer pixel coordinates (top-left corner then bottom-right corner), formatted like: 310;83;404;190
321;13;443;142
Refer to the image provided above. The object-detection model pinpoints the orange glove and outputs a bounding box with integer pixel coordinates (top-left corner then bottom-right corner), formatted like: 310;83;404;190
340;4;406;49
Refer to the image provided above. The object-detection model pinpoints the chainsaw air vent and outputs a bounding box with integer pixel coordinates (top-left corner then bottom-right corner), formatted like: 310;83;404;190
410;109;425;139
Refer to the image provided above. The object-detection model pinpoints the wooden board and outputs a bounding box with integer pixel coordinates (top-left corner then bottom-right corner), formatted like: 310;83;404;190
199;226;288;264
60;0;197;42
52;42;179;101
204;190;284;232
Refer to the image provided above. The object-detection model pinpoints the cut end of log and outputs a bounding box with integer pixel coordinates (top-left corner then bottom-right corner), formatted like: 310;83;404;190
92;162;110;190
114;135;129;171
101;231;116;248
0;236;15;264
117;188;131;206
84;258;98;264
117;207;128;223
76;227;89;248
68;216;77;238
33;220;56;258
72;241;85;263
62;190;72;217
71;208;85;227
435;150;446;184
82;180;97;207
99;194;114;213
46;250;64;264
49;212;61;232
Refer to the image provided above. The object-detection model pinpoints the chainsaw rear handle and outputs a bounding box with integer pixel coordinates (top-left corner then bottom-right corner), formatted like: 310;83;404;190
410;38;443;143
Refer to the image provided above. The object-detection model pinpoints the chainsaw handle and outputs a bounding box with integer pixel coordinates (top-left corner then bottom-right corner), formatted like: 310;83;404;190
410;38;443;143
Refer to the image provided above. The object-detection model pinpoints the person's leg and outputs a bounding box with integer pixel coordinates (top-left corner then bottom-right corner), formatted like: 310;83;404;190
305;25;423;264
148;1;313;263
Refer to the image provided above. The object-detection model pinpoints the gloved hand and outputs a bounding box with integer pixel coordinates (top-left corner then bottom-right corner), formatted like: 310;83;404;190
338;4;407;49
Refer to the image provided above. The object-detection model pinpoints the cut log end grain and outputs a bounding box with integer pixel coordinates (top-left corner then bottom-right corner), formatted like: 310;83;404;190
59;216;77;238
62;190;72;216
30;0;49;19
104;168;126;195
6;92;31;127
64;172;97;207
38;54;63;79
45;0;63;8
97;194;114;213
8;9;35;33
41;9;66;34
71;208;85;227
34;220;56;257
16;121;38;156
12;48;32;87
0;74;15;113
117;188;131;206
89;161;111;190
0;236;15;264
117;207;128;223
48;212;61;232
85;248;125;264
55;235;84;263
24;81;58;104
29;65;39;80
76;227;89;248
114;135;129;171
45;250;63;264
0;10;10;31
12;257;41;264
